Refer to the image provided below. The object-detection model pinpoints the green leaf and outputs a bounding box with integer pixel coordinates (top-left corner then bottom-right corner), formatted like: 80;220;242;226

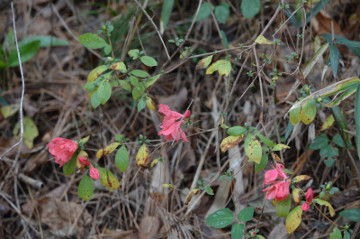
130;69;150;78
227;126;246;136
97;81;112;104
329;227;342;239
356;85;360;159
195;2;213;22
145;74;161;88
241;0;261;19
13;116;39;149
204;186;214;195
132;84;145;100
137;96;146;112
310;134;329;150
78;175;94;200
253;130;276;147
0;104;19;118
332;134;345;148
78;33;107;49
8;40;41;67
238;206;254;222
91;91;101;109
160;0;174;34
275;195;291;217
103;44;111;55
306;0;330;24
244;134;262;164
18;35;69;47
339;209;360;222
128;49;140;60
78;135;90;147
206;208;233;228
140;56;158;67
215;3;230;24
220;30;229;48
300;101;316;125
329;43;340;78
63;153;78;175
332;106;351;148
255;154;268;172
231;223;245;239
115;145;129;173
119;80;131;91
286;206;303;233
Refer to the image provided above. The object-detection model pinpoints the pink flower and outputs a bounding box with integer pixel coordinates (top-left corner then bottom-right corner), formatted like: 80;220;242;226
158;104;189;142
263;163;290;201
301;188;314;211
263;180;290;201
184;110;191;119
263;163;287;185
89;167;100;180
47;138;78;167
78;157;90;166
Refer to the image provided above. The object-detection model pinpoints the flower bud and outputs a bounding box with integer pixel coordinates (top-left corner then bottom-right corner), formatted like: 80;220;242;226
184;110;191;119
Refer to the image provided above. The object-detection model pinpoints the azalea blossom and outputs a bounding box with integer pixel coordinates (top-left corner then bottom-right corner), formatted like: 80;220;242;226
89;167;100;180
158;104;189;142
78;156;90;166
301;188;314;211
263;163;290;201
47;138;78;167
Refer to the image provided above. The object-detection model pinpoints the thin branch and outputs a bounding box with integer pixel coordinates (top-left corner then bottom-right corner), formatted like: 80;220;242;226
133;0;171;60
0;2;25;161
51;4;103;60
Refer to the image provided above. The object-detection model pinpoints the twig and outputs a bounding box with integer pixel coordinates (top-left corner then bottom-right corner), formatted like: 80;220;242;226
133;0;171;60
51;4;103;60
0;2;25;161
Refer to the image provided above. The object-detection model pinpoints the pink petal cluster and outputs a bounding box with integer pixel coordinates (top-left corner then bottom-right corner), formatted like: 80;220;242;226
47;138;78;167
263;163;290;201
158;104;189;142
301;188;314;211
78;156;90;166
89;167;100;180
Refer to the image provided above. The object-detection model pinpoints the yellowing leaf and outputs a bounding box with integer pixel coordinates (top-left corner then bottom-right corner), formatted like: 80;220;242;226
136;144;149;168
273;144;290;151
220;135;244;152
196;55;213;69
109;61;127;73
244;134;262;164
300;101;316;125
97;167;120;191
87;65;108;97
289;107;301;125
0;104;19;118
13;116;39;149
146;97;156;111
162;184;174;188
292;188;301;204
313;199;335;217
150;158;159;167
320;115;335;131
286;206;303;233
292;175;311;183
185;188;199;205
96;142;120;159
145;74;161;88
255;35;274;45
206;59;231;77
271;152;283;163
